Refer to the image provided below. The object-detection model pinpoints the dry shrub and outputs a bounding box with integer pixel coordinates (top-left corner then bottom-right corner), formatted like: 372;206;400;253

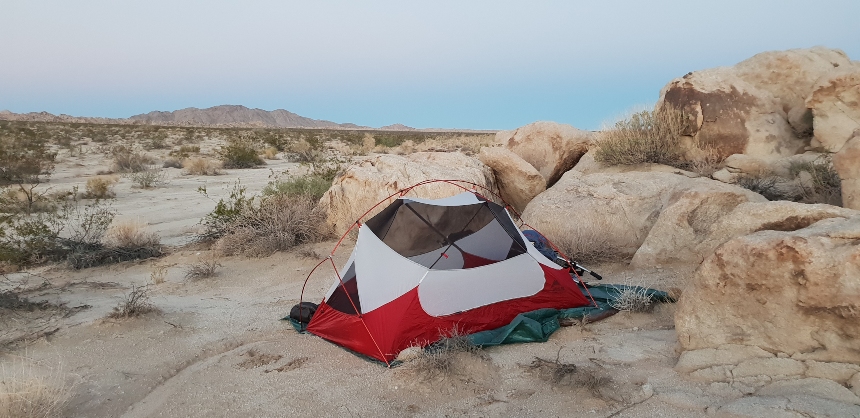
162;157;183;169
0;357;71;418
218;138;264;168
736;156;841;205
108;285;158;319
262;147;280;160
285;140;325;163
125;167;169;188
408;327;484;381
150;265;168;285
526;350;612;396
111;147;153;173
184;258;221;279
182;158;222;176
411;134;495;155
528;348;577;384
595;107;690;167
543;218;626;265
84;176;118;199
215;195;328;257
609;282;654;313
104;220;160;249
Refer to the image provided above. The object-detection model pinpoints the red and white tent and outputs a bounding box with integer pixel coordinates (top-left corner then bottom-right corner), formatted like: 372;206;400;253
304;187;590;364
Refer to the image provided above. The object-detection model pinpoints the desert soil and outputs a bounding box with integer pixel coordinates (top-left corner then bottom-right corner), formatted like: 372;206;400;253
1;146;776;417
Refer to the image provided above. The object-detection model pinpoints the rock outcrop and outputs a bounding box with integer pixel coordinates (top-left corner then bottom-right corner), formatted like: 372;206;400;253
806;65;860;152
658;47;853;159
319;152;496;235
477;147;545;213
834;133;860;210
630;181;766;267
521;171;690;258
495;121;593;186
675;215;860;364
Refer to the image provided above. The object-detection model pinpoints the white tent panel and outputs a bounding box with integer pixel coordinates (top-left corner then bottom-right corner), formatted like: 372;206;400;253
513;227;564;270
408;246;465;269
354;224;429;313
454;218;515;261
402;192;482;207
324;251;356;300
417;254;545;317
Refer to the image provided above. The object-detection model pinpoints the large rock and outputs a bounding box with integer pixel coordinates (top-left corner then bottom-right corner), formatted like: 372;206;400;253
833;132;860;210
630;180;767;267
521;171;689;258
477;147;545;213
495;121;593;186
658;47;853;159
319;152;496;235
675;215;860;363
806;65;860;152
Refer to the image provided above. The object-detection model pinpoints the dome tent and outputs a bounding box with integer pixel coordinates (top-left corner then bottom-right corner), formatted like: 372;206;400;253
301;183;591;364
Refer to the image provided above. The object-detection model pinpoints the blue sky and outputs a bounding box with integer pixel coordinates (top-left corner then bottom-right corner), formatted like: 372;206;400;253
2;1;858;130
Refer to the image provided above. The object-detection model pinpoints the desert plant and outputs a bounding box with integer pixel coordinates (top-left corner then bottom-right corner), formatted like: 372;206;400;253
262;147;280;160
182;158;222;176
103;220;160;249
528;347;578;384
609;283;654;313
408;327;484;381
125;166;170;188
108;284;158;318
262;174;332;201
184;258;221;279
788;156;841;205
546;218;625;265
736;174;789;201
162;157;183;169
0;125;57;214
595;106;690;167
0;357;71;418
218;138;264;168
285;140;325;163
110;146;153;173
169;145;201;159
197;182;254;241
150;265;168;285
215;194;328;257
83;176;118;199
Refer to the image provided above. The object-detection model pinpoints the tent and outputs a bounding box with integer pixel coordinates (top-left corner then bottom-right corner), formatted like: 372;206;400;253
301;186;592;364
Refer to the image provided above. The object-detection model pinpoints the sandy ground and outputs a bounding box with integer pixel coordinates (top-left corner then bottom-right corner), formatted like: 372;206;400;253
2;144;851;417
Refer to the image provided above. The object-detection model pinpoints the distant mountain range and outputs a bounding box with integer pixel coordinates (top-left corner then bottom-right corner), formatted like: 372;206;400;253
0;105;493;132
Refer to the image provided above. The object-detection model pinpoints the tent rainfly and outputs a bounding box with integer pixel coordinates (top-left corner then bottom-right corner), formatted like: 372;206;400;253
303;188;591;364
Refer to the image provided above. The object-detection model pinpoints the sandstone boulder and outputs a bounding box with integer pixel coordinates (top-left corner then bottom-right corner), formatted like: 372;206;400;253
495;121;593;186
806;65;860;152
675;216;860;363
521;171;689;259
477;147;545;213
658;47;852;159
833;133;860;210
319;152;496;235
630;180;766;267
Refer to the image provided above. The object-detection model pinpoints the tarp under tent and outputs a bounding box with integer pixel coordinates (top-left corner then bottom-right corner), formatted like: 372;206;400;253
297;184;600;364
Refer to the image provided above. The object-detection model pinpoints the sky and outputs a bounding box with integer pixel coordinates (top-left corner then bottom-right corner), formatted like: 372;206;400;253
2;1;859;130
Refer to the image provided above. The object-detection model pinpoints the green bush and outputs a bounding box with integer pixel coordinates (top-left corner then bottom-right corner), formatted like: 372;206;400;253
262;175;332;201
218;138;264;169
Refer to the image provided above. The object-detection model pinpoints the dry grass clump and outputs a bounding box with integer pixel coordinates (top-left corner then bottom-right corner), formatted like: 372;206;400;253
182;157;222;176
125;166;170;188
262;147;280;160
162;157;183;169
83;176;118;199
609;282;654;313
184;258;221;279
111;146;154;173
0;357;71;418
736;156;841;205
407;328;484;381
150;265;168;285
595;106;690;167
104;220;160;249
525;350;612;396
215;195;328;257
544;218;626;265
108;285;158;319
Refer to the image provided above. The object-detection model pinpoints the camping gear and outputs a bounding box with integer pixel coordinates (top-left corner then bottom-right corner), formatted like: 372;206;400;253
522;230;602;280
298;181;594;364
